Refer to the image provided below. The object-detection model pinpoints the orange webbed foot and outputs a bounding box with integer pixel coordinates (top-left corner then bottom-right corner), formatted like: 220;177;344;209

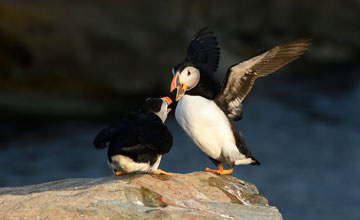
114;171;131;176
205;164;233;175
153;169;173;176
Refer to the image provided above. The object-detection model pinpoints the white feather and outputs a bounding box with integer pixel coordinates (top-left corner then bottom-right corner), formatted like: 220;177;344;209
154;101;168;123
175;95;245;164
235;158;254;165
179;66;200;90
109;154;162;173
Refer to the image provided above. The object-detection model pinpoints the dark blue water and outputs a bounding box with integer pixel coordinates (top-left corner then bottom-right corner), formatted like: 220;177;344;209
1;82;360;220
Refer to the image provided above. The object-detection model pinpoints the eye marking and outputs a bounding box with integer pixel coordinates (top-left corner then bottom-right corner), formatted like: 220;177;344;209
187;71;191;76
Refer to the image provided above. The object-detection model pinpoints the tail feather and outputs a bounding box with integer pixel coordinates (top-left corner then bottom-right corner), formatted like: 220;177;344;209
93;128;112;149
234;158;260;165
251;158;260;165
238;131;260;165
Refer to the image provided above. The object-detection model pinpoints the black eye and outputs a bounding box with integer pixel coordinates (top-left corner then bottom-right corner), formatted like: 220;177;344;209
187;71;191;76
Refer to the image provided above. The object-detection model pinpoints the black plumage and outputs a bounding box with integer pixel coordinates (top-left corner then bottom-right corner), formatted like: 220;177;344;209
185;28;220;73
94;98;173;175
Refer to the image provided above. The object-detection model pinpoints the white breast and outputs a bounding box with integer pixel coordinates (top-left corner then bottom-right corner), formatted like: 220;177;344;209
175;95;240;163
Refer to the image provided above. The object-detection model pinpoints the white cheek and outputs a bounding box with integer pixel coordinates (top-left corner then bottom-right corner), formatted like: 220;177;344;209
155;102;168;123
161;103;168;120
180;67;200;90
188;74;200;90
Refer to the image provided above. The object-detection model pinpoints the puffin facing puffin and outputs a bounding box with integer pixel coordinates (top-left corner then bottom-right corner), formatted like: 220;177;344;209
93;97;173;176
170;28;310;175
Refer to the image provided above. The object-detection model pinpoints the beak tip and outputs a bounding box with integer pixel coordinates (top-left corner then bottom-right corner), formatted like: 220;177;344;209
161;96;172;105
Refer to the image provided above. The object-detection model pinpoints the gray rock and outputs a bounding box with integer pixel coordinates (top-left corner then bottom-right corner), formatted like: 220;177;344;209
0;172;282;219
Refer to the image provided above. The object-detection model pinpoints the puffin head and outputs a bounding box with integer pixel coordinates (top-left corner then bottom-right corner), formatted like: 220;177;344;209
140;97;172;123
170;62;200;101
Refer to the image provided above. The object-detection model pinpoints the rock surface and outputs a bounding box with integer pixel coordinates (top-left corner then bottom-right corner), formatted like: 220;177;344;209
0;172;282;220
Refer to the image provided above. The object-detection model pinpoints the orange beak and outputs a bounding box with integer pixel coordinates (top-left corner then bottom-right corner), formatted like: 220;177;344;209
161;96;172;105
170;72;179;92
161;96;172;113
170;73;186;101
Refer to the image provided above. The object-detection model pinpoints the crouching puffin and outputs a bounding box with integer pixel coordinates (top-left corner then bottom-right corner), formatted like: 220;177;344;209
170;28;310;175
93;97;173;176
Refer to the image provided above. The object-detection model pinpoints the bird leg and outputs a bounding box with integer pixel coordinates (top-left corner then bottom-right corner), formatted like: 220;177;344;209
205;164;234;175
153;169;173;176
114;171;131;176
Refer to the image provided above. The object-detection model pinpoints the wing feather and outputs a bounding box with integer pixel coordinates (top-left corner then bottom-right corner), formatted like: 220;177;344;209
134;121;173;154
186;28;220;73
215;39;311;120
93;119;128;149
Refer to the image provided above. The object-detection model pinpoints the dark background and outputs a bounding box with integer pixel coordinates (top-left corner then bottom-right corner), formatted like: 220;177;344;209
1;1;359;219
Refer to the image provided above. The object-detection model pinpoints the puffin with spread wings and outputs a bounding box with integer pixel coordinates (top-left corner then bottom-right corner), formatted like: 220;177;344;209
170;28;310;175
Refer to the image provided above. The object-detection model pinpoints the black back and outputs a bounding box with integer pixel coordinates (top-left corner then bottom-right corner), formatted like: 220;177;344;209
93;111;173;165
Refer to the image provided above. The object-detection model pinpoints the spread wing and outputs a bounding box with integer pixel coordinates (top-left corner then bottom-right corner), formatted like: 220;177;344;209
215;39;311;121
185;27;220;73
